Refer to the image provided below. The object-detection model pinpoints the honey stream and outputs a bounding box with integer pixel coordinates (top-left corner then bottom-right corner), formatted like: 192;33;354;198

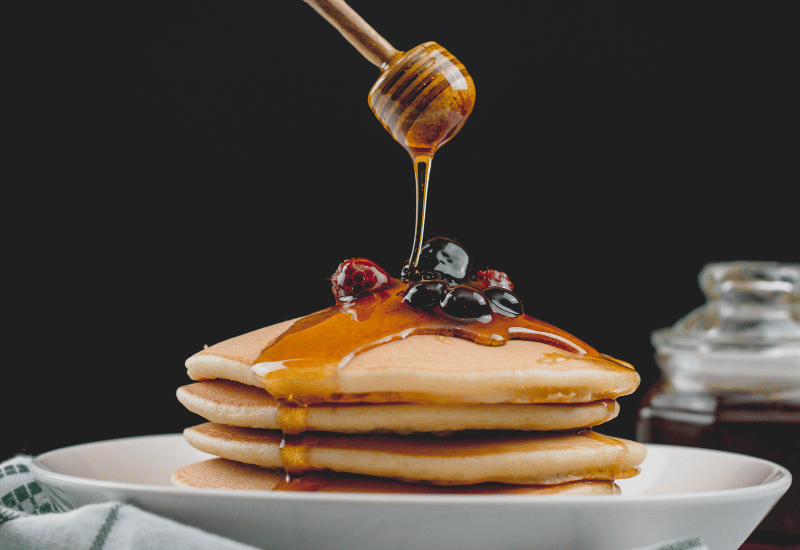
247;41;632;491
408;155;432;268
367;43;474;269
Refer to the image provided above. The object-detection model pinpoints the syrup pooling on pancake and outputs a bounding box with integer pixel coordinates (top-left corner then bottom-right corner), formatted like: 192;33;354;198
256;278;604;405
253;252;633;406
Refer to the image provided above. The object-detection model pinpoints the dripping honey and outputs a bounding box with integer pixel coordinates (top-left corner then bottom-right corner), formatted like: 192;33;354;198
221;37;633;494
368;43;474;268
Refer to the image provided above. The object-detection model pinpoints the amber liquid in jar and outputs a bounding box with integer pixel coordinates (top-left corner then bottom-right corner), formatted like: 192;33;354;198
641;262;800;548
638;385;800;548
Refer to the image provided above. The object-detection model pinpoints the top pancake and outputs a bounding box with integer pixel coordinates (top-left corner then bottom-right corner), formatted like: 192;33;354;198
187;316;639;405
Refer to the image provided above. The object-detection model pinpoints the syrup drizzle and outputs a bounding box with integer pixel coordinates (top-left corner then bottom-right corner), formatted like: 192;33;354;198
253;278;632;406
578;430;630;475
408;155;432;268
251;42;633;491
367;44;473;269
275;397;310;435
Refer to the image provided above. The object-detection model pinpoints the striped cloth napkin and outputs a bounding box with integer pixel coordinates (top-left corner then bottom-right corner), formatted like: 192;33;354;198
1;454;709;550
0;455;258;550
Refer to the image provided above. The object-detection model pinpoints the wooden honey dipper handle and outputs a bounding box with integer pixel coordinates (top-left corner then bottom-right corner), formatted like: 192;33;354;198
303;0;400;69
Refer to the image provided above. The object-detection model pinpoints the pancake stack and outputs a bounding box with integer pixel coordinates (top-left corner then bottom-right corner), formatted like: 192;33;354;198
174;253;645;495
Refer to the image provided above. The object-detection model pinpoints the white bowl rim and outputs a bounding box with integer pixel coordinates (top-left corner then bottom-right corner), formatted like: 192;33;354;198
30;433;792;506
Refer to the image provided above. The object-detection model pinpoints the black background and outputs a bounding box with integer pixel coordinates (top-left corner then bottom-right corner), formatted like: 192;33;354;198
5;1;797;460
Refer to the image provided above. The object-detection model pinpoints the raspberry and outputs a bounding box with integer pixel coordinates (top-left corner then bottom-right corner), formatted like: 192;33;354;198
331;258;390;302
473;270;514;291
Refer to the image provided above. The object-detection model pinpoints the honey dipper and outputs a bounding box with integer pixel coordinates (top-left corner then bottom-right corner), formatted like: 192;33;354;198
303;0;476;267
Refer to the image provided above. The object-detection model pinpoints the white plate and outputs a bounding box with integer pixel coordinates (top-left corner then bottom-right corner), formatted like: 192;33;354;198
31;435;790;550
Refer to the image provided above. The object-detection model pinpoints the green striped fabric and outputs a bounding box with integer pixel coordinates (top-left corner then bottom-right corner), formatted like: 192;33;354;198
0;455;259;549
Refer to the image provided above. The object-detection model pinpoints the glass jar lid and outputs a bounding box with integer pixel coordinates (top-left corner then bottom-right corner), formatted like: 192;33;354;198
652;261;800;356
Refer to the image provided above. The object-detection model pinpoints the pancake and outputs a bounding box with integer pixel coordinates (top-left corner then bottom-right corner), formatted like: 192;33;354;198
178;259;646;494
183;422;646;486
172;458;621;495
177;380;620;434
186;319;298;388
186;323;640;405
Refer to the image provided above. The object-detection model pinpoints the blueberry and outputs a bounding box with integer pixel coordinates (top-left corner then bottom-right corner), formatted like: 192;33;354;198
416;237;472;281
440;285;492;320
400;265;441;283
403;280;448;309
484;287;523;317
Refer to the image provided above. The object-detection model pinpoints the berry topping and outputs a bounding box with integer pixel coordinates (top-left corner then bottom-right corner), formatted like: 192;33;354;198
400;266;441;283
403;280;448;309
330;258;390;302
398;236;526;320
473;270;514;291
440;285;493;321
400;265;463;290
416;237;472;281
484;287;523;317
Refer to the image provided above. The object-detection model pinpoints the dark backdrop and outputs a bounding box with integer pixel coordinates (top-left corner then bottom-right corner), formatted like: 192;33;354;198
5;1;797;460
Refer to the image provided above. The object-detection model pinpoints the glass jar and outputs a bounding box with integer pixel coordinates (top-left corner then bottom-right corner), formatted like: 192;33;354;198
637;261;800;549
